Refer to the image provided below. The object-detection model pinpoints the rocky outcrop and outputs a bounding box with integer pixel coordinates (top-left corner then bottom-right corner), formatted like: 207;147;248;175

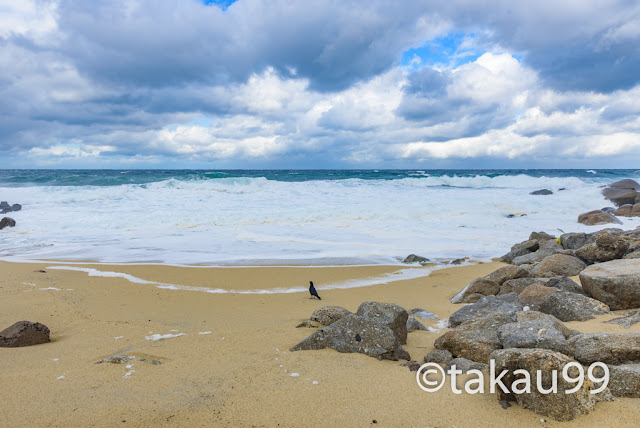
602;179;640;207
310;306;352;326
570;332;640;365
578;210;622;226
0;321;51;347
451;265;528;303
538;291;610;322
580;259;640;310
491;348;613;421
518;284;559;309
530;254;587;277
290;314;410;361
356;302;408;344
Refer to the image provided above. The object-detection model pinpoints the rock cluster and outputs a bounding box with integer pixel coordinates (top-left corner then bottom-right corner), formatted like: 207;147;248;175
577;179;640;225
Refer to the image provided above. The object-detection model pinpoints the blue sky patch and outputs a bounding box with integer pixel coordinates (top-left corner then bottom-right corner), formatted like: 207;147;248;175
402;32;482;70
203;0;238;10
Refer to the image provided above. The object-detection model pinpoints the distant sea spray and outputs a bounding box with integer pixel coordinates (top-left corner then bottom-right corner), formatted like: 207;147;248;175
1;169;639;265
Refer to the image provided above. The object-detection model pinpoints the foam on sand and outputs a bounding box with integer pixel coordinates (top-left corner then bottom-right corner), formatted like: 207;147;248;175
145;333;186;341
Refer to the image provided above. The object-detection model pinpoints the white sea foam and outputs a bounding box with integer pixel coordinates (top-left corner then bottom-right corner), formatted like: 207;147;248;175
198;331;212;335
145;333;186;341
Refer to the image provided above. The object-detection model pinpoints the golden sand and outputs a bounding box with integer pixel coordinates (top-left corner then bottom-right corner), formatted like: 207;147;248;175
1;260;639;427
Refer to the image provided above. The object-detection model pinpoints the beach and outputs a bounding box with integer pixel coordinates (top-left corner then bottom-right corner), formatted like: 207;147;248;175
2;259;640;427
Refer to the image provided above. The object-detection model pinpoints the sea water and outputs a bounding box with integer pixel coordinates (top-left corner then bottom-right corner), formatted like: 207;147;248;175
0;169;639;265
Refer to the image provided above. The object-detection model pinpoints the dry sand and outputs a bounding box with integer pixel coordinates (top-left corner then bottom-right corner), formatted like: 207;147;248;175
1;259;640;427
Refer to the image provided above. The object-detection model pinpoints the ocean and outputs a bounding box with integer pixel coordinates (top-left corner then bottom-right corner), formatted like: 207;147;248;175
1;169;639;265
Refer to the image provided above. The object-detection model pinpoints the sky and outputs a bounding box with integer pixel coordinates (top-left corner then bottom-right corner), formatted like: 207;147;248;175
1;0;640;169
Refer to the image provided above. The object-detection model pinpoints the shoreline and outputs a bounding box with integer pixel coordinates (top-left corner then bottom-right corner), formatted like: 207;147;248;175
2;257;640;427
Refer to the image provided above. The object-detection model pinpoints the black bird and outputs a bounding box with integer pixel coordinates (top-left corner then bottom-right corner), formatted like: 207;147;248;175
309;281;321;300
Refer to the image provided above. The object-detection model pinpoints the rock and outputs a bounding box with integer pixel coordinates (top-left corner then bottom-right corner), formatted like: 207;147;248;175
497;311;572;355
0;217;16;230
633;203;640;216
290;314;410;361
485;265;529;286
445;357;488;373
0;321;51;347
602;206;618;214
530;254;587;277
435;312;515;363
407;317;427;332
604;310;640;329
399;360;421;371
500;247;532;264
577;210;623;226
579;259;640;310
423;349;453;364
10;203;21;212
530;189;553;195
538;291;610;322
296;320;320;328
511;240;540;252
602;187;639;207
512;250;552;266
559;232;593;250
518;284;559;309
448;294;523;328
403;254;429;264
490;348;612;421
450;278;500;303
616;204;635;216
571;332;640;365
0;201;9;209
408;308;439;319
546;276;587;295
310;306;352;326
539;239;564;252
609;179;640;191
575;233;630;263
356;302;408;344
529;231;556;242
597;364;640;397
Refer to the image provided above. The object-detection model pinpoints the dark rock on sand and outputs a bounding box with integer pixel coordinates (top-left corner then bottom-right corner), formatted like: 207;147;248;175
575;232;630;263
310;306;352;326
538;291;610;322
497;311;572;355
435;312;515;363
0;217;16;230
500;247;533;264
406;317;428;332
11;203;21;212
580;259;640;310
559;232;593;250
290;314;410;361
530;253;587;277
578;210;623;226
529;231;556;243
570;332;640;365
0;321;51;347
490;348;612;421
399;360;421;371
423;349;453;364
356;302;408;345
511;239;540;252
448;294;523;328
530;189;553;195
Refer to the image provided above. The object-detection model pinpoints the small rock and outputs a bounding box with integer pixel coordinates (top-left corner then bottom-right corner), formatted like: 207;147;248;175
408;308;439;319
0;321;50;347
445;357;488;373
449;294;523;327
403;254;429;264
530;189;553;195
571;332;640;365
356;302;408;345
497;311;572;355
595;364;640;397
575;232;630;263
518;284;560;309
559;232;593;250
530;254;587;277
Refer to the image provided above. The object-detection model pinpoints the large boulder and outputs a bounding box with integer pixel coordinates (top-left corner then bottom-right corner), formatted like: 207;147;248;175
0;321;51;347
356;302;408;345
530;254;587;277
491;348;613;421
570;332;640;365
518;284;560;309
448;294;523;328
290;314;410;361
602;186;639;207
609;179;640;191
538;291;610;322
578;210;623;226
434;312;514;363
497;311;572;355
559;232;593;250
575;232;630;263
599;364;640;398
0;217;16;230
310;306;352;326
580;259;640;310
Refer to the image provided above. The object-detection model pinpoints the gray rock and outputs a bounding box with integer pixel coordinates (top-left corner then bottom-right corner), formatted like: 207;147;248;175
580;259;640;310
450;278;500;303
604;310;640;329
491;348;613;421
546;276;587;295
538;291;610;322
0;201;9;209
435;312;515;363
403;254;429;264
356;301;408;344
449;294;523;328
529;231;556;242
0;217;16;230
575;233;630;263
500;247;532;264
399;360;422;371
571;332;640;365
578;210;623;226
0;321;51;347
596;364;640;397
499;278;550;296
531;254;587;277
602;186;639;207
624;250;640;259
407;317;427;332
10;203;21;212
310;306;352;326
423;349;453;364
290;314;410;361
530;189;553;195
497;311;572;355
408;308;439;320
616;204;635;217
445;357;488;373
560;232;593;250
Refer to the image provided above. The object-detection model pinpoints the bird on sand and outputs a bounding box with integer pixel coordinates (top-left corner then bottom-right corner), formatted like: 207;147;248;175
309;281;321;300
